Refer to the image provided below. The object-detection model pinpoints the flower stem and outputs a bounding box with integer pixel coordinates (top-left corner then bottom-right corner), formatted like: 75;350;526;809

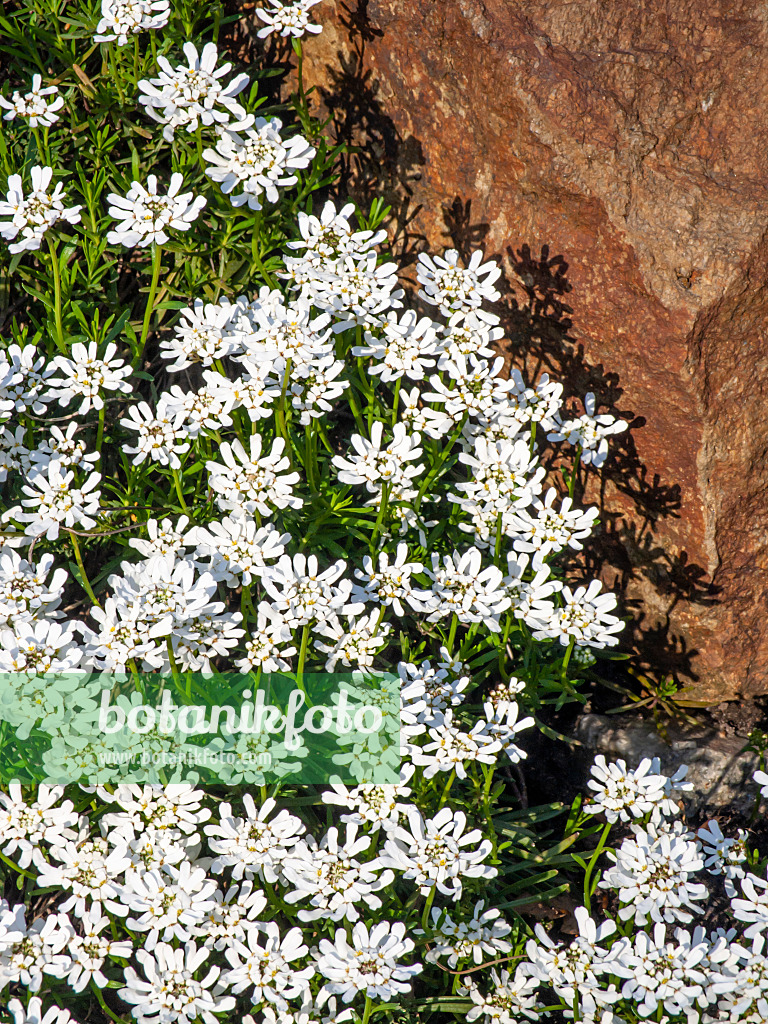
46;234;66;354
583;820;613;913
96;404;106;452
361;996;374;1024
420;886;436;930
560;636;575;686
296;623;310;690
172;467;188;511
134;242;162;369
67;530;101;608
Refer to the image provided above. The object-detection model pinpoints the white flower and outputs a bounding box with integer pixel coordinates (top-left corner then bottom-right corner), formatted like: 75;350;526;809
159;374;235;438
190;512;288;587
315;921;422;1004
425;354;514;418
127;515;193;558
222;923;313;1008
0;75;64;127
286;200;385;262
256;0;324;38
410;710;501;779
426;547;511;632
507;487;599;567
205;794;305;882
0;166;81;253
28;423;100;473
548;392;628;467
479;700;535;763
122;861;219;949
0;783;77;869
206;434;302;516
0;911;73;993
697;820;747;896
289;352;349;424
314;610;391;671
107;173;206;248
3;459;101;540
0;548;69;627
119;399;191;468
46;341;132;414
321;766;415;833
732;868;768;938
611;923;710;1023
417;248;501;318
423;900;512;967
599;827;707;925
309;252;404;330
138;42;249;141
523;906;619;1020
585;755;667;823
85;596;168;671
259;553;359;628
8;997;78;1024
353;544;432;616
94;0;170;46
282;824;394;922
332;421;423;495
437;310;503;367
33;830;132;917
754;768;768;799
450;435;546;514
530;578;624;648
204;117;315;210
159;299;241;371
118;940;235;1024
353;310;441;382
61;906;132;991
464;966;541;1024
377;806;497;899
0;344;57;415
235;602;297;673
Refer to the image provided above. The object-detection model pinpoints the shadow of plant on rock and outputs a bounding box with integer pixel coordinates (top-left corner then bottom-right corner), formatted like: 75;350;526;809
310;0;428;267
438;227;722;693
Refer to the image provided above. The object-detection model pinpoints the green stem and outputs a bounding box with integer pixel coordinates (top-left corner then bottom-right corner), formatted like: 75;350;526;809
391;376;402;427
420;886;436;930
370;482;390;551
296;623;310;689
134;242;162;369
561;636;575;686
583;820;613;913
68;530;101;608
167;637;182;691
47;234;66;354
569;444;582;498
361;996;374;1024
438;770;455;809
90;979;125;1024
96;404;106;452
172;467;188;511
446;613;458;654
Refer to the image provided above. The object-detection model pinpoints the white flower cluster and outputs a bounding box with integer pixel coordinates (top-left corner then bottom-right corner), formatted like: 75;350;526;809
138;42;250;141
0;75;64;127
94;0;171;46
0;166;81;253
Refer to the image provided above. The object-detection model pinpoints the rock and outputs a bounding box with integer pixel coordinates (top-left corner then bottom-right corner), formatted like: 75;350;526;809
285;0;768;702
573;712;761;818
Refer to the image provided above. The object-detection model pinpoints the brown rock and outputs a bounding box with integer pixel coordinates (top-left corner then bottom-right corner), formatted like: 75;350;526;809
283;0;768;702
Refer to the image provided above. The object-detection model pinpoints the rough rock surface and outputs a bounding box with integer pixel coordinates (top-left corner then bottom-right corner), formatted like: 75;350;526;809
573;712;761;818
270;0;768;701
